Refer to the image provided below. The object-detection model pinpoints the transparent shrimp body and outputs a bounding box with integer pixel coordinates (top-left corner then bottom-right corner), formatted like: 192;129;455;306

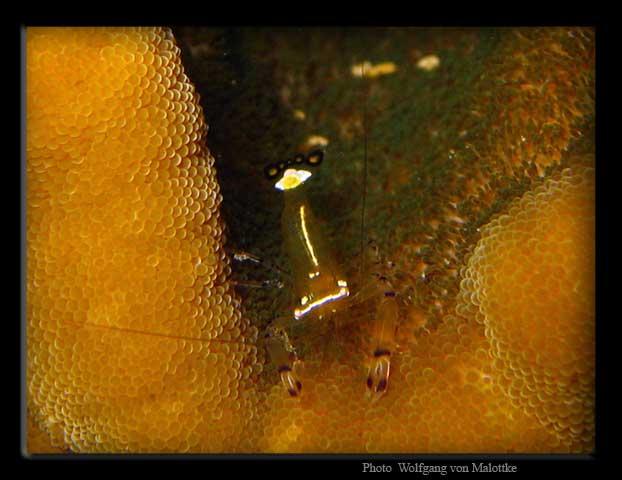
263;157;352;396
280;178;350;322
262;148;418;399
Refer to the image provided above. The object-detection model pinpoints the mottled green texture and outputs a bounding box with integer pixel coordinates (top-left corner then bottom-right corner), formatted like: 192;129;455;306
175;28;494;292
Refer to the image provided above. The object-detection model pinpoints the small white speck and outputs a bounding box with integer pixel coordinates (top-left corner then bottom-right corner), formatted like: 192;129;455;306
417;54;440;72
306;135;329;147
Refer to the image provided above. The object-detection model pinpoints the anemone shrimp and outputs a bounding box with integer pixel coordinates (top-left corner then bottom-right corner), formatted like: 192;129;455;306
235;51;445;399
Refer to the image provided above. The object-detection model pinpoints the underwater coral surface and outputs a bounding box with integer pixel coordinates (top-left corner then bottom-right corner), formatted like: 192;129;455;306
26;26;594;453
26;27;260;453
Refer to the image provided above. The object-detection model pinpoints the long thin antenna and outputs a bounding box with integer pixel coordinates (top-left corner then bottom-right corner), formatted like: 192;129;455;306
359;61;369;278
60;319;257;347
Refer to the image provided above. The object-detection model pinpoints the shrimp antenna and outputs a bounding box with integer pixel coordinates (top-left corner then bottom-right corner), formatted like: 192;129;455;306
359;60;369;278
57;319;257;348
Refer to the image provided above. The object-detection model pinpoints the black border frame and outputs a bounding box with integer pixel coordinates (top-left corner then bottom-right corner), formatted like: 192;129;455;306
11;13;613;475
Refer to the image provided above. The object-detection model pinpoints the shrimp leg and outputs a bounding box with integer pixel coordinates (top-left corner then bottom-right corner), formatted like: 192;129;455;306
264;323;302;397
366;290;399;399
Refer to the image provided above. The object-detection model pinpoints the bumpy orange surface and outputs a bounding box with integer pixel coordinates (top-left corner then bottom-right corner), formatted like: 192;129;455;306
26;27;260;453
26;27;594;454
457;167;595;452
27;412;66;453
255;312;564;453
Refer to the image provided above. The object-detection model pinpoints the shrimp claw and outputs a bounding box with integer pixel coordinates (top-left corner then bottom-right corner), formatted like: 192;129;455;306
265;324;303;397
367;349;391;397
279;365;303;397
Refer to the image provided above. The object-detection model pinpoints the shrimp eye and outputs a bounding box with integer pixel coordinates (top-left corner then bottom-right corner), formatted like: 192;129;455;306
384;291;396;297
305;149;324;167
264;163;280;180
294;153;305;164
